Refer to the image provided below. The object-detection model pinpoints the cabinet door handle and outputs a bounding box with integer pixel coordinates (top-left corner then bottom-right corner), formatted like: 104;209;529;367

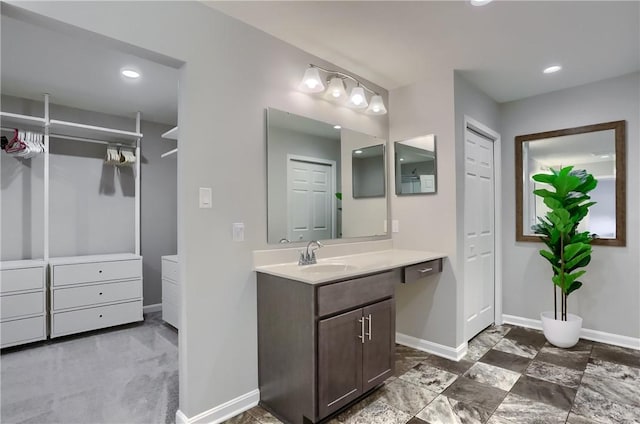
418;268;433;274
358;318;365;344
364;314;372;340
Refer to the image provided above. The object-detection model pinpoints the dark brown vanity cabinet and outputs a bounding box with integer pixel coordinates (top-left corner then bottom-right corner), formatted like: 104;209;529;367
257;271;396;424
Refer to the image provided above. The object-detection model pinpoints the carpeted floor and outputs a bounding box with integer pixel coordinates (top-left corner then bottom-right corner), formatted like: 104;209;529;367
1;312;178;424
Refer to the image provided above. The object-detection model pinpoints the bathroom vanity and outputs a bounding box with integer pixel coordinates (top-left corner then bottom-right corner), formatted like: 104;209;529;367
255;250;444;424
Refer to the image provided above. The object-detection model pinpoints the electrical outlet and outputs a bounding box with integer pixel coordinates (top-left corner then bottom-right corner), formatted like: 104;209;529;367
232;223;244;242
392;220;399;233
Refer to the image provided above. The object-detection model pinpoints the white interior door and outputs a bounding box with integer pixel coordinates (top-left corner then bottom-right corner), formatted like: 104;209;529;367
287;157;334;242
464;128;495;340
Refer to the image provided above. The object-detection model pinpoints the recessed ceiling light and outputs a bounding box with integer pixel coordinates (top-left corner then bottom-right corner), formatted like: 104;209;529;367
470;0;493;6
354;150;363;154
121;69;141;79
334;125;341;129
543;65;562;74
399;158;405;161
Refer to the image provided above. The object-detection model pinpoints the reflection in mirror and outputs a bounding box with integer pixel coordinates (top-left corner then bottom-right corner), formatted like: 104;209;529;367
266;108;388;244
516;121;626;246
394;135;437;195
352;145;385;198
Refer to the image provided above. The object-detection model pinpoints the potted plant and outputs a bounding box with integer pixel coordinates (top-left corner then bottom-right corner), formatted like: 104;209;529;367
531;166;597;348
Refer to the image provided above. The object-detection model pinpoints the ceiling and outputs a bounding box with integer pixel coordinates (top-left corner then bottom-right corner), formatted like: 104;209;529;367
1;14;179;125
207;1;640;102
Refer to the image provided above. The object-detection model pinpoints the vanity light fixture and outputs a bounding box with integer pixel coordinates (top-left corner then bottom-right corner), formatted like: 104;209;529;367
121;69;141;79
298;64;387;115
543;65;562;74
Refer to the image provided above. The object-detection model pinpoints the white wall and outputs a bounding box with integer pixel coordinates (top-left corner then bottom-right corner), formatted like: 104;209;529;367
341;128;387;238
3;1;389;418
500;72;640;339
390;69;460;347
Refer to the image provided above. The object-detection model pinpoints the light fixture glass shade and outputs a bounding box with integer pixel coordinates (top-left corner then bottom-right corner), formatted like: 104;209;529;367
326;77;347;99
366;95;387;115
298;67;325;93
348;86;368;109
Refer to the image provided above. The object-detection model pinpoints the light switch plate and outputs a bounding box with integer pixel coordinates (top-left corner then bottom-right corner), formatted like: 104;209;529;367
232;223;245;242
392;220;399;233
199;187;212;208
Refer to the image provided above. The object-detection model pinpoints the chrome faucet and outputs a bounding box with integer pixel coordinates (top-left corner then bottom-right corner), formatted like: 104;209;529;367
298;240;324;265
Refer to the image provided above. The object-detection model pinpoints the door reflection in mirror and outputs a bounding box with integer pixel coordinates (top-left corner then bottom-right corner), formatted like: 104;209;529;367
394;135;437;195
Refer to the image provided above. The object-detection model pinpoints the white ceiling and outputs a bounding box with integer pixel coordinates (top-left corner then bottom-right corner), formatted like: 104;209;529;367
1;15;179;125
207;1;640;102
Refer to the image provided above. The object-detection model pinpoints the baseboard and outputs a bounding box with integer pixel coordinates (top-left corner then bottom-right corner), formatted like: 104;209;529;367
502;314;640;350
175;389;260;424
396;332;468;361
143;303;162;314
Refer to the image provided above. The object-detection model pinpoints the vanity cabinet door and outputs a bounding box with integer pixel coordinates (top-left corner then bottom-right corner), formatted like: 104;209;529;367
362;299;395;392
318;308;364;418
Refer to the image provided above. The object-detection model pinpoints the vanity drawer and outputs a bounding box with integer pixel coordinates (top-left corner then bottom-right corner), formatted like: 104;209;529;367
52;259;141;286
0;292;44;320
162;258;179;283
317;271;394;317
1;316;45;348
53;279;142;311
403;259;443;284
51;300;142;338
162;279;180;304
0;267;44;294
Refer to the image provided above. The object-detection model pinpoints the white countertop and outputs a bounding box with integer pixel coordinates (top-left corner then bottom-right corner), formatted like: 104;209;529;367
255;249;446;284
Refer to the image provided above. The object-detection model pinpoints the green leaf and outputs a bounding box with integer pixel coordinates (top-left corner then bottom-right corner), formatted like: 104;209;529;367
565;250;591;271
539;249;558;266
567;255;591;273
565;270;586;285
564;243;589;261
566;281;583;295
532;173;555;184
533;189;561;200
543;197;563;210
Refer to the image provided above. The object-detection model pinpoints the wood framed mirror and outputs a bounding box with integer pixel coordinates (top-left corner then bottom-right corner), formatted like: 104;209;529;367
515;120;626;246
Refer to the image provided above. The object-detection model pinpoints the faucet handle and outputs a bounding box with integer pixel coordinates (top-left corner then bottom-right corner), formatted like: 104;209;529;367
298;250;307;265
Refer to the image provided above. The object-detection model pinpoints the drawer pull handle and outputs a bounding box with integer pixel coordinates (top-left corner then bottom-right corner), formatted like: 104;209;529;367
364;314;372;340
357;318;365;344
418;267;433;274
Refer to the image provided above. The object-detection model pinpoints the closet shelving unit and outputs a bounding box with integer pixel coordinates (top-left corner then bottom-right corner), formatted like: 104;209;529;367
161;126;178;158
0;94;145;347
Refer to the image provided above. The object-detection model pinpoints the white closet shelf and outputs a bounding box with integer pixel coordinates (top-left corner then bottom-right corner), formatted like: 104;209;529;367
161;148;178;158
0;111;46;129
49;119;142;143
161;126;178;140
48;253;141;266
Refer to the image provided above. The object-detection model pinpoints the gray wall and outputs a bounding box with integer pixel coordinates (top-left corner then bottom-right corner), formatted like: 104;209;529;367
0;95;176;306
353;155;385;198
500;72;639;338
7;2;389;418
267;125;340;243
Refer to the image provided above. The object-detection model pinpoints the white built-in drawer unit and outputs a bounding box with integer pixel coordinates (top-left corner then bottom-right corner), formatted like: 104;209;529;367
161;255;179;329
0;260;47;348
49;254;143;338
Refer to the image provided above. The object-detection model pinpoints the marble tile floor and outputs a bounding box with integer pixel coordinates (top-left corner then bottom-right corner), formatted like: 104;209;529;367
227;325;640;424
0;312;178;424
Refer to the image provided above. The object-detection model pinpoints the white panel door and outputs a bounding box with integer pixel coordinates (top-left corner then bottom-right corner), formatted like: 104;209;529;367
287;158;333;242
464;129;495;340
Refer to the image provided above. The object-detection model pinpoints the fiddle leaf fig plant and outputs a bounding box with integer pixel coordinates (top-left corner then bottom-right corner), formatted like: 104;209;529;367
531;166;597;321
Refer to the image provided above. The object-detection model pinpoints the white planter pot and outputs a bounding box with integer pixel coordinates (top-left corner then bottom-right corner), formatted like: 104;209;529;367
540;311;583;348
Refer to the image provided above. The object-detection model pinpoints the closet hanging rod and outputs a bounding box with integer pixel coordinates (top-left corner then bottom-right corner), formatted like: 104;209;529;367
1;126;43;134
49;133;136;148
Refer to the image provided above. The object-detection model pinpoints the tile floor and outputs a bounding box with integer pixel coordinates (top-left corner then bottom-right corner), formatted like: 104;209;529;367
227;325;640;424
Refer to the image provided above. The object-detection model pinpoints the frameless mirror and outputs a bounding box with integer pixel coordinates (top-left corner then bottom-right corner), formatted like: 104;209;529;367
266;108;388;244
394;135;437;195
352;144;385;198
516;120;626;246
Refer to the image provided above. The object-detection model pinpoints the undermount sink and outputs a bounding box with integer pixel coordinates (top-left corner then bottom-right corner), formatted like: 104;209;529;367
299;263;359;273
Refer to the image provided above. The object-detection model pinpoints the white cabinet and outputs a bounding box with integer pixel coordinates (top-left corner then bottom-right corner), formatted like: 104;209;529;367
49;254;143;338
161;255;179;329
0;260;47;348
